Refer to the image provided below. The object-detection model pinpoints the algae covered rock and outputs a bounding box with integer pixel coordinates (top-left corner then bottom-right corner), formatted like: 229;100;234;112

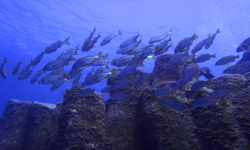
190;73;250;149
57;88;106;150
0;99;31;150
140;86;202;150
207;74;247;90
151;54;199;86
105;69;151;150
0;99;60;150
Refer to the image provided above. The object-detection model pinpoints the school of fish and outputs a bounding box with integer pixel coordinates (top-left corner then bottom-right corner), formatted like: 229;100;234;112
1;27;250;110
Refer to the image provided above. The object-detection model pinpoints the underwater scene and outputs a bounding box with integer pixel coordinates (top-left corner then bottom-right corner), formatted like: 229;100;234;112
0;0;250;149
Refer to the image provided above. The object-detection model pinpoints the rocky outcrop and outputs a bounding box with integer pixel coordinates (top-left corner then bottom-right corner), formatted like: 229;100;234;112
0;54;250;150
0;99;60;150
57;88;106;150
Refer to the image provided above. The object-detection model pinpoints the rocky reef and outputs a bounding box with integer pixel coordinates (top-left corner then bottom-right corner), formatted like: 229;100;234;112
0;54;250;150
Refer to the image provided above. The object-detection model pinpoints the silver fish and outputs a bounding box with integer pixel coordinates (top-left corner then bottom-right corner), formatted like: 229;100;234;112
191;98;220;107
100;30;122;46
153;88;173;96
191;80;209;91
112;92;128;99
223;64;240;74
82;26;96;51
45;37;70;54
18;69;33;80
43;56;75;73
135;73;151;86
169;50;189;67
118;64;138;79
113;80;131;90
209;89;234;97
154;43;173;56
191;34;210;54
156;98;186;110
64;45;79;55
215;55;239;66
174;33;198;54
12;57;24;76
71;82;84;90
84;69;117;86
148;29;173;43
72;74;81;85
120;30;139;48
51;80;65;91
85;33;101;51
122;36;142;54
30;69;43;84
0;57;7;79
72;52;102;70
237;37;250;52
101;85;114;93
155;37;171;50
235;60;250;74
80;88;95;96
205;28;221;49
193;52;217;63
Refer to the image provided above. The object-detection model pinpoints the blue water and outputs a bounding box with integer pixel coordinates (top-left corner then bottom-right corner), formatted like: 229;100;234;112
0;0;250;117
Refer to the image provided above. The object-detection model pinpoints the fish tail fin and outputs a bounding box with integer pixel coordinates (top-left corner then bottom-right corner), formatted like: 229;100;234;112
118;29;122;35
70;55;76;61
111;58;115;64
105;53;109;58
184;49;189;55
139;35;142;42
193;33;198;40
63;72;68;78
44;46;49;52
169;42;173;47
151;53;156;59
213;51;218;58
207;33;211;40
3;57;7;63
105;63;109;69
212;53;216;58
60;52;64;56
168;29;174;34
217;28;221;33
138;59;145;68
73;49;78;55
64;37;70;45
110;68;117;76
75;45;79;50
149;43;154;47
97;51;103;59
91;67;95;73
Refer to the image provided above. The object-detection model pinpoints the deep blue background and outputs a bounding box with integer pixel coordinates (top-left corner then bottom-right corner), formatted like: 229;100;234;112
1;0;250;117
